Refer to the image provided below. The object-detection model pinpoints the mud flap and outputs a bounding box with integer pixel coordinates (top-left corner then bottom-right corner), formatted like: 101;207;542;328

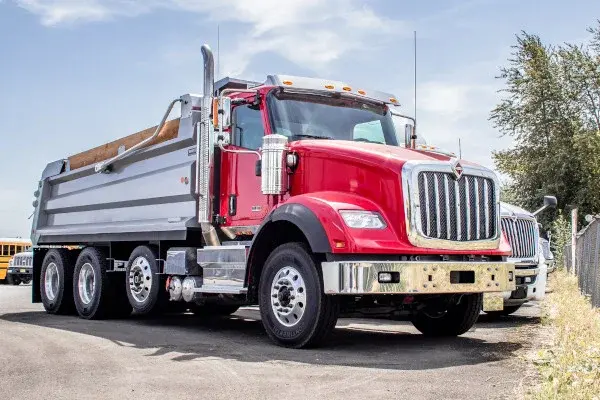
483;292;504;312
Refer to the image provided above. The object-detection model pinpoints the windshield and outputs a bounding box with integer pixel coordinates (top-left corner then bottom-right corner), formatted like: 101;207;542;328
267;90;401;146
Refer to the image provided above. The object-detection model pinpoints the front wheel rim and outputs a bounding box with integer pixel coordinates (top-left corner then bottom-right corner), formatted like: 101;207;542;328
44;262;59;301
129;256;152;303
78;263;96;305
270;266;307;327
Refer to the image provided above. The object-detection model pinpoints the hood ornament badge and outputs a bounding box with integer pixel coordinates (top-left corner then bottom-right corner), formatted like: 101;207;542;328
450;158;464;180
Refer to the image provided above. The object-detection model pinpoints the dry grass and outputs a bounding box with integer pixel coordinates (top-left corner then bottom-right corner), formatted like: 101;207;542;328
528;270;600;399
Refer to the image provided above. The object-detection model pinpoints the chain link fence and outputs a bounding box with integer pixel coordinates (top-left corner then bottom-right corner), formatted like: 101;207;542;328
564;218;600;307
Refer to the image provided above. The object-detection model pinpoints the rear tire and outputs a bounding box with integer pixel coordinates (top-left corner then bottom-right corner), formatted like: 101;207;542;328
40;249;75;315
73;247;131;319
411;294;482;337
485;304;522;317
125;246;166;315
259;242;339;348
7;275;21;285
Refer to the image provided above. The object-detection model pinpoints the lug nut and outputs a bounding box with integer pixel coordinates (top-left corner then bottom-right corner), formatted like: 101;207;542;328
274;285;280;290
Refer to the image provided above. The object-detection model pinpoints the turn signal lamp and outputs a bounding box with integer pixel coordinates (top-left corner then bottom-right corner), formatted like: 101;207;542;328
212;98;219;126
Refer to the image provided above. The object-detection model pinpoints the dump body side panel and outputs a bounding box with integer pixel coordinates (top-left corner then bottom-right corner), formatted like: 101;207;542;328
32;102;202;245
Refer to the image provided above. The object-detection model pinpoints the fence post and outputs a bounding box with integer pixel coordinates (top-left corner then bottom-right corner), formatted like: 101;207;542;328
572;208;578;275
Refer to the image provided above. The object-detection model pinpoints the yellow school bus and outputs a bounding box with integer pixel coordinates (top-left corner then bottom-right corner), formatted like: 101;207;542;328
0;238;32;282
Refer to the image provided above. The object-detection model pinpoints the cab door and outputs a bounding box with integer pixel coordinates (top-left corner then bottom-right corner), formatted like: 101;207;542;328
219;104;270;229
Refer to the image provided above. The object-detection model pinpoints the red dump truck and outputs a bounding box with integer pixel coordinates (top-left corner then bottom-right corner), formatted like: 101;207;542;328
30;44;515;348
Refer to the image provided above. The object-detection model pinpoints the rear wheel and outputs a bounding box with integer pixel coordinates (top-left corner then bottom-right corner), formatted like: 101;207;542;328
40;249;75;314
485;304;522;317
7;275;21;285
411;294;483;337
125;246;166;315
73;247;132;319
259;242;339;348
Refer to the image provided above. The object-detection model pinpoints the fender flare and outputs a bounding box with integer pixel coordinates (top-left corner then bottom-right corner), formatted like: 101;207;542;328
253;203;332;253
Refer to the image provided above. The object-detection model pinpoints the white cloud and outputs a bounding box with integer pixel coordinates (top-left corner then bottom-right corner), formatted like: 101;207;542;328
15;0;408;75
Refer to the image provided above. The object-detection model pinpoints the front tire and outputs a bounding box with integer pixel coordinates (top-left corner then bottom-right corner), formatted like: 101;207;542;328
259;242;339;348
7;275;21;285
411;294;482;337
40;249;75;315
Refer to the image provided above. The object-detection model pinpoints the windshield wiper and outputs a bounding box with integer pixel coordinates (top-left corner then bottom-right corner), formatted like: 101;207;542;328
291;134;333;140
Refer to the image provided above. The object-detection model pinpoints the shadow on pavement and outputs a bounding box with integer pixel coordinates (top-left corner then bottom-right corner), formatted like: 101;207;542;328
1;309;527;371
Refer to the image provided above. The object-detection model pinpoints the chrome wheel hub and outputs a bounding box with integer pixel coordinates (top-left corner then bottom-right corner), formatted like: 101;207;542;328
44;262;59;301
270;266;307;327
129;256;152;303
78;263;96;305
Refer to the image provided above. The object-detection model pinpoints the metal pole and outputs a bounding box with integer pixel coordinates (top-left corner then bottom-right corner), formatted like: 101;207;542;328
572;208;578;275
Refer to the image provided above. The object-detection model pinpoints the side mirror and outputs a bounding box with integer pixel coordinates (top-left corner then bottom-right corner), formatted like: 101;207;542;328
543;195;557;209
533;195;557;216
404;124;413;147
212;97;232;131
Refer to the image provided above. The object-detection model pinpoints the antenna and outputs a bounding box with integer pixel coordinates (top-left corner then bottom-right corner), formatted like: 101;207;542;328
217;25;220;79
459;138;462;159
410;30;418;149
414;30;417;122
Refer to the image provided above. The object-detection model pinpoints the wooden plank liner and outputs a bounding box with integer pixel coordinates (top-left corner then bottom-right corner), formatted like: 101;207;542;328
68;119;180;171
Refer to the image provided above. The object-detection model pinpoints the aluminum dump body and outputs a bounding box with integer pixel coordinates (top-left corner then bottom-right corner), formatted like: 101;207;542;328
31;94;203;245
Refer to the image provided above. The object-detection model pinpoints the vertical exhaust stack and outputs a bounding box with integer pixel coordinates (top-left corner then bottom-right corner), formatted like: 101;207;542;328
199;44;220;246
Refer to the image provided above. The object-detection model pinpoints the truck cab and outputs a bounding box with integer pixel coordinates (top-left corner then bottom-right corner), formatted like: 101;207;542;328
30;44;516;348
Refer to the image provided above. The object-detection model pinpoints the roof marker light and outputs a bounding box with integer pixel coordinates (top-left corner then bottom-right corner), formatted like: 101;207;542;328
324;84;335;90
357;89;366;95
342;86;352;91
282;80;293;85
389;98;399;104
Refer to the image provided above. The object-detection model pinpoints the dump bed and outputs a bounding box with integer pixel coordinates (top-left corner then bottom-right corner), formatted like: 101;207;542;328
31;95;203;245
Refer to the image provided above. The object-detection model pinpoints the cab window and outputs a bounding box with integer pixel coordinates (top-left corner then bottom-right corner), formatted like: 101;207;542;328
232;105;264;150
353;121;386;144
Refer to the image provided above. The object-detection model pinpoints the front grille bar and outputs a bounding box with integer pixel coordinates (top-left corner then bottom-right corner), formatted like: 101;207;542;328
417;171;497;242
501;217;538;259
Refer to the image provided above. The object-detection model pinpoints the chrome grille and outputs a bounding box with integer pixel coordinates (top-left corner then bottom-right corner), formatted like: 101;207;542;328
501;217;538;259
417;172;497;241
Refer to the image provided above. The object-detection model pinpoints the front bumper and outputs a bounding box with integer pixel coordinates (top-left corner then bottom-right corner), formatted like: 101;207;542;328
321;261;516;295
7;267;32;276
501;265;547;305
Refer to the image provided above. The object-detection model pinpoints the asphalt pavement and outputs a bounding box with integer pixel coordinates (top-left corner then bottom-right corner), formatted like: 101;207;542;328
0;284;540;400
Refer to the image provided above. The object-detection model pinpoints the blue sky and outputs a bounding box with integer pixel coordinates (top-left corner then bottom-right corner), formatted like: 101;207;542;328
1;0;599;237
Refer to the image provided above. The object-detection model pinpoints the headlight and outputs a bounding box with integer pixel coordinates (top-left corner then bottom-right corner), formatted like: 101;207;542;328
339;210;386;229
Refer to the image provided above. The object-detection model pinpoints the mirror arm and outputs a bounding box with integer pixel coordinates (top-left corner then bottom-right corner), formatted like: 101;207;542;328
217;139;261;160
532;205;547;217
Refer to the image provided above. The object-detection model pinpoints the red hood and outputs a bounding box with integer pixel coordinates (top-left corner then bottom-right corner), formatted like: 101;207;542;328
288;140;481;169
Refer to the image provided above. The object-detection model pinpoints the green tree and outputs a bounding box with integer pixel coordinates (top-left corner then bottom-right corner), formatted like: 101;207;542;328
491;23;600;228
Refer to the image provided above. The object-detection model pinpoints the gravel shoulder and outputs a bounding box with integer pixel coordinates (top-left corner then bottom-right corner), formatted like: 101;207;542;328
0;285;541;400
